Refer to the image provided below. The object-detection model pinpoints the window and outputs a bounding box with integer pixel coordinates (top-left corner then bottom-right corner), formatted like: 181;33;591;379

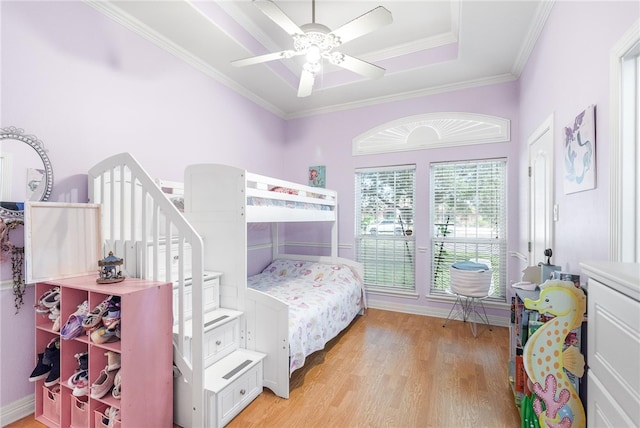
430;159;507;300
355;166;416;292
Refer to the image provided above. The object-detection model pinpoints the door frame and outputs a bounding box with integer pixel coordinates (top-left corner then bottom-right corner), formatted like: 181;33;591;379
528;114;555;266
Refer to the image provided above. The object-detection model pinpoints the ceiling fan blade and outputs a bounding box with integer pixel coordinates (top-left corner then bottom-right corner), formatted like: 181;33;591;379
231;50;298;67
330;53;386;80
297;70;315;97
329;6;392;46
253;0;304;37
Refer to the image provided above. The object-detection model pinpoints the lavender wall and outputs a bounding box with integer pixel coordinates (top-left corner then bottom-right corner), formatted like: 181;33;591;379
0;1;286;410
282;81;521;314
518;2;638;272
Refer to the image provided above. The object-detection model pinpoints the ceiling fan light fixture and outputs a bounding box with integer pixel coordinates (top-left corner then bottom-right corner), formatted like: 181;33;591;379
306;45;322;63
235;0;393;97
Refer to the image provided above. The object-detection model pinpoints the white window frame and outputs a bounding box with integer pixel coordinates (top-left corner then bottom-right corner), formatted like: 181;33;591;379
429;158;507;301
610;22;640;262
355;165;416;295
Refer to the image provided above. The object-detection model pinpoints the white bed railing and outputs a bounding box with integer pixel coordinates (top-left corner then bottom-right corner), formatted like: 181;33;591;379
88;153;207;428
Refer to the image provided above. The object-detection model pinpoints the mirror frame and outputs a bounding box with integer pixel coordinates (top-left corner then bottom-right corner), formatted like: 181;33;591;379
0;126;53;219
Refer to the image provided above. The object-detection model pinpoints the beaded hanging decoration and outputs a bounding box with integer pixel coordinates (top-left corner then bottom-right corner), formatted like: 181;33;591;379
1;218;26;312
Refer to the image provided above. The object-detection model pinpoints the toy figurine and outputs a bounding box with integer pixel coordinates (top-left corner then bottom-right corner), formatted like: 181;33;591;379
97;251;125;284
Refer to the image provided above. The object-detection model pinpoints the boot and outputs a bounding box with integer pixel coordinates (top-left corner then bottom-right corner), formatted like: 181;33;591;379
29;353;51;382
44;344;60;387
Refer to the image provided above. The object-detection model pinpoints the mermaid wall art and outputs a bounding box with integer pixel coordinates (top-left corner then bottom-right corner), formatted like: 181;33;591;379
563;105;596;194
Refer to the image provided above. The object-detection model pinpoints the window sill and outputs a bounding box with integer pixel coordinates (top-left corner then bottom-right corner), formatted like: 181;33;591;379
365;286;419;299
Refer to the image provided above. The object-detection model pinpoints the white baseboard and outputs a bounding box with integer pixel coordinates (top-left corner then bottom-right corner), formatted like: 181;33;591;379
367;300;510;327
0;394;35;426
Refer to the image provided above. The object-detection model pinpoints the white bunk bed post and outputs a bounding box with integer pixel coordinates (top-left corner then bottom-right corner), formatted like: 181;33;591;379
89;153;207;428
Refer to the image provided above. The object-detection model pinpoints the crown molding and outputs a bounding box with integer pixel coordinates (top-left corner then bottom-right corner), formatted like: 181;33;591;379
286;73;517;120
512;0;555;76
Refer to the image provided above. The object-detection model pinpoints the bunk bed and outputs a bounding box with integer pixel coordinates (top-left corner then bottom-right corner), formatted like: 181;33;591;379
88;154;364;428
183;163;365;399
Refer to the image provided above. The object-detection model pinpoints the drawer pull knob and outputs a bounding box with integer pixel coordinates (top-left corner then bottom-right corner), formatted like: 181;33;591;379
240;389;246;395
216;340;221;345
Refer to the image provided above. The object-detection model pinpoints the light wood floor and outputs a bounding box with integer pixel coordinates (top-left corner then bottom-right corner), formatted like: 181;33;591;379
9;309;520;428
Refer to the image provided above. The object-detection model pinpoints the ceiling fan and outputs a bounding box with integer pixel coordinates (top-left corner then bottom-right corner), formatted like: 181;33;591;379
231;0;393;97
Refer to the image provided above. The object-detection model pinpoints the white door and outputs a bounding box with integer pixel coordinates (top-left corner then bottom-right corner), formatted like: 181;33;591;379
528;115;555;266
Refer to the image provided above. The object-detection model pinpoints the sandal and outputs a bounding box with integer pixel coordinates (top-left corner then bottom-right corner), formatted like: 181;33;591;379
61;301;89;340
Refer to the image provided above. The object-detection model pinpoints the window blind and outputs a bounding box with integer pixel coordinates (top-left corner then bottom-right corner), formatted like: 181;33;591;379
355;165;416;291
430;159;507;299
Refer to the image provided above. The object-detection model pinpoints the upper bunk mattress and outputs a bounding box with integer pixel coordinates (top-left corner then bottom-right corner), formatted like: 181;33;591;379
247;259;364;374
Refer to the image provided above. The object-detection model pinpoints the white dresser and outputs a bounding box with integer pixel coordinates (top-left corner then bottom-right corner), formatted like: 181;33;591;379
581;262;640;427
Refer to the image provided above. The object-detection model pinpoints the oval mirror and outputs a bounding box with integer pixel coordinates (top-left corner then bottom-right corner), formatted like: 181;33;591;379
0;127;53;219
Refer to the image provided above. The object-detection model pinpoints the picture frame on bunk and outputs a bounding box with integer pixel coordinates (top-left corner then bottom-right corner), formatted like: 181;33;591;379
308;165;325;188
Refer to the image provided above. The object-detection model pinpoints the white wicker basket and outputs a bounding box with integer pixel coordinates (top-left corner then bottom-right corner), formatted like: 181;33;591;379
449;266;493;297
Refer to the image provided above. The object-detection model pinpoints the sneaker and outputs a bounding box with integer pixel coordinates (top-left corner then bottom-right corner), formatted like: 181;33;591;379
51;315;61;332
102;406;120;428
67;369;88;388
48;303;60;320
66;352;89;387
91;320;120;344
112;369;121;399
83;296;120;330
76;352;89;371
72;371;89;396
29;353;51;382
41;287;61;308
90;366;117;399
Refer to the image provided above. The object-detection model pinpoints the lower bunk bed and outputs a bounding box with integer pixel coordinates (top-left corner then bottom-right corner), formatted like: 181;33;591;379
245;257;365;398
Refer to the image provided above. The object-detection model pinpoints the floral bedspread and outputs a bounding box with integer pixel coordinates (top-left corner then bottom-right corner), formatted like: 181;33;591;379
247;259;364;374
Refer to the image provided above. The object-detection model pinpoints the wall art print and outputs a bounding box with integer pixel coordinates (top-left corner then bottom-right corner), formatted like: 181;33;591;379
563;105;596;194
308;165;325;188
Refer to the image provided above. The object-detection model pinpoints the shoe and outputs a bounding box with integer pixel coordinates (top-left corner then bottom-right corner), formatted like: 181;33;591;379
102;406;120;428
52;315;61;332
90;366;117;399
35;288;57;314
66;351;89;387
101;302;121;328
105;351;121;371
61;301;89;340
83;296;120;330
42;337;59;366
72;371;89;396
48;303;60;320
43;340;60;387
41;287;61;308
67;369;88;388
76;352;89;371
91;320;120;344
29;353;51;382
112;369;121;399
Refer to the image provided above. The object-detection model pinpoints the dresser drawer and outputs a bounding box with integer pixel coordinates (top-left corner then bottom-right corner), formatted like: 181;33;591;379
204;349;266;428
218;360;263;426
588;278;640;418
204;317;240;367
